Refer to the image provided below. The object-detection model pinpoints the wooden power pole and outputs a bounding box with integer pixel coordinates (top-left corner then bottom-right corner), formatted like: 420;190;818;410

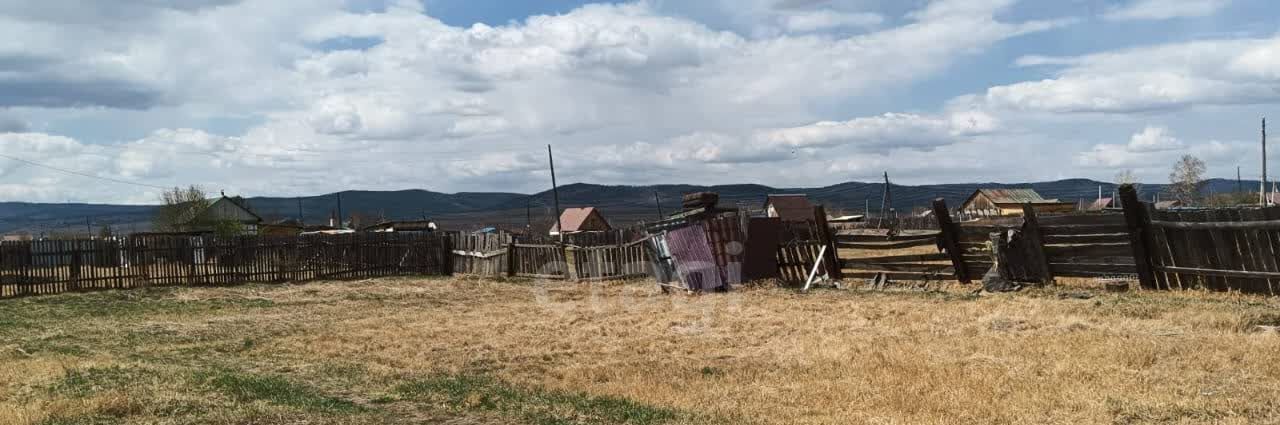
548;145;562;242
653;191;664;220
1264;118;1269;206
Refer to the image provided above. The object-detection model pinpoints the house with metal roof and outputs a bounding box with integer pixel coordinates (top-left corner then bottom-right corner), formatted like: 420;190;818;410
176;195;262;235
763;194;813;222
549;207;611;236
960;188;1076;217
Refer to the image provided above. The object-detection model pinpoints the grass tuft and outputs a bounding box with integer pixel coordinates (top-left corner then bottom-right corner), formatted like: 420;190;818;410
397;374;683;425
196;369;363;414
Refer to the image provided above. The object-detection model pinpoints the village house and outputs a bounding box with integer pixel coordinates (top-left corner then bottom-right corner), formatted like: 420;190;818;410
763;194;814;222
960;189;1075;217
176;195;263;235
550;207;611;236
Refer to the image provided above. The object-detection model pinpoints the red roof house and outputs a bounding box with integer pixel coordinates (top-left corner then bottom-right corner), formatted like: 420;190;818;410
550;207;611;235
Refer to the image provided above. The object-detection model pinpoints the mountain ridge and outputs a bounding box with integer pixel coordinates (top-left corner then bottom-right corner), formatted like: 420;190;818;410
0;178;1259;234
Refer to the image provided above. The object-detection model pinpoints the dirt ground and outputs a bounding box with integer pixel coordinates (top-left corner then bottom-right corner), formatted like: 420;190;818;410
2;276;1279;424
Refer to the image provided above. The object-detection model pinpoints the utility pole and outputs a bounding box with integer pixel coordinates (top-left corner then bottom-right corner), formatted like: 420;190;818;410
653;191;664;220
336;192;344;229
86;217;91;234
1263;118;1269;206
880;172;892;216
548;145;562;242
297;197;304;225
1238;166;1243;194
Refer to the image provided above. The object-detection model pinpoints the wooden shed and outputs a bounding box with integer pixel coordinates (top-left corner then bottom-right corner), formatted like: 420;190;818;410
960;189;1075;217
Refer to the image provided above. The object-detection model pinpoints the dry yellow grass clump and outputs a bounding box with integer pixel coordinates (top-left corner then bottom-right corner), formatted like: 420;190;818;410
2;276;1279;424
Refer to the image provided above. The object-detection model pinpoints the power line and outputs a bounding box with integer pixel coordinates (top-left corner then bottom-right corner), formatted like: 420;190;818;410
0;153;172;190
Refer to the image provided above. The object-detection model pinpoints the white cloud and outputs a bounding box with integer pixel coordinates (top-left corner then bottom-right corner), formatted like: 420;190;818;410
0;0;1082;202
592;109;998;169
779;10;883;33
1103;0;1231;21
1125;126;1184;152
985;36;1280;113
1076;126;1246;171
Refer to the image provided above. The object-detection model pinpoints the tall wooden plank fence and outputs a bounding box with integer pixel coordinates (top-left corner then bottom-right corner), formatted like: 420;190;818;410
0;232;451;299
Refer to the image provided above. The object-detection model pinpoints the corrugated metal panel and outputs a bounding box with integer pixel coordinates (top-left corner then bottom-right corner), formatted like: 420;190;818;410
665;223;724;291
705;216;745;285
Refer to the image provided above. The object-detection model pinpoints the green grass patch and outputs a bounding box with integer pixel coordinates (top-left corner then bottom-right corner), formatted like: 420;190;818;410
49;366;155;398
18;339;89;357
396;374;683;425
196;369;363;414
3;288;278;327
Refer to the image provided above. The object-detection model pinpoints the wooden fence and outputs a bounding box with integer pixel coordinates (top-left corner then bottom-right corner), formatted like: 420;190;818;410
1120;186;1280;295
567;240;651;281
777;240;830;282
450;232;512;276
836;229;954;282
948;210;1134;282
0;232;451;299
509;244;569;279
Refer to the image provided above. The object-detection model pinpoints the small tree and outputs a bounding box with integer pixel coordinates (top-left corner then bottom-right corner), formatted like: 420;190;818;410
1167;155;1206;205
1115;169;1141;194
97;224;114;239
154;185;210;232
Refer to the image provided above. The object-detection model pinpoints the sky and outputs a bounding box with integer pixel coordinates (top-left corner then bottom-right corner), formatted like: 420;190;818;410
0;0;1278;204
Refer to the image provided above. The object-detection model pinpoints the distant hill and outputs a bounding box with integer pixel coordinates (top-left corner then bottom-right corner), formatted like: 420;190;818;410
0;178;1261;234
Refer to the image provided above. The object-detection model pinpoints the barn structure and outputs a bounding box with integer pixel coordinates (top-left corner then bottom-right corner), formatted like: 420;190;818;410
763;194;813;222
960;189;1075;217
550;207;611;236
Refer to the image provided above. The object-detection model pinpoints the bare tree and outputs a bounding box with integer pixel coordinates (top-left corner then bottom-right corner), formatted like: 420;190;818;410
1114;169;1141;201
154;185;210;232
1168;155;1207;205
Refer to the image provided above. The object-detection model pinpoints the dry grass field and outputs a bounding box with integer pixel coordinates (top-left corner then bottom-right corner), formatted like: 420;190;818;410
2;275;1280;424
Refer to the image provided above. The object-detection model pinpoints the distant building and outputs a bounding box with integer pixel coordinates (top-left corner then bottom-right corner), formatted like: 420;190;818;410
180;195;262;235
1155;200;1183;210
2;233;33;242
1086;197;1116;211
260;219;304;237
363;220;438;233
550;207;611;236
961;189;1075;217
763;194;813;222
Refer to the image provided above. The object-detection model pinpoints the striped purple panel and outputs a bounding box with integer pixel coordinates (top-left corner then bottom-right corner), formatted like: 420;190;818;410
665;223;724;291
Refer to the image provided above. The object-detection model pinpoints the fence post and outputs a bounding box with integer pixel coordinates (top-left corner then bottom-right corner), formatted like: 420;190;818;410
565;245;579;281
813;206;842;280
1119;184;1158;289
614;241;624;278
70;241;82;292
1020;203;1054;285
507;240;517;278
441;234;454;277
932;198;970;283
